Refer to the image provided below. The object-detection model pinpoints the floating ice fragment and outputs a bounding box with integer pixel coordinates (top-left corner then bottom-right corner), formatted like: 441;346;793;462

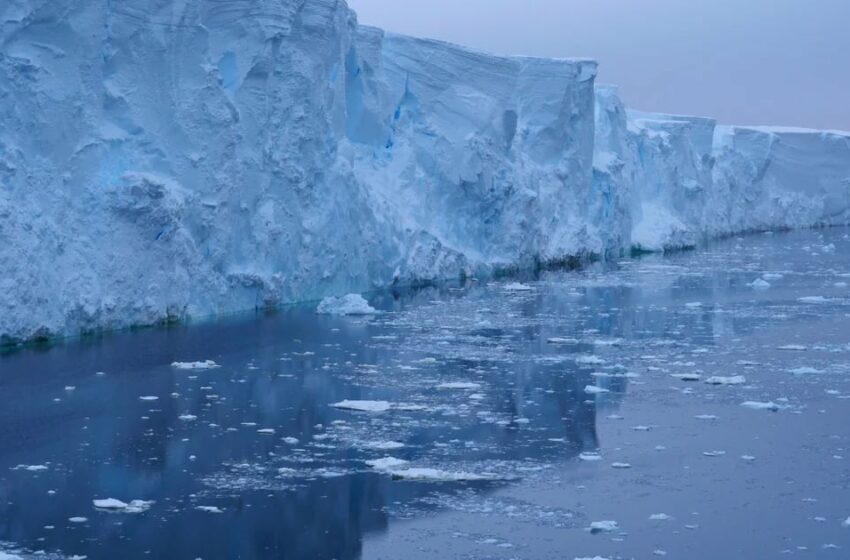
671;373;701;381
842;516;850;528
330;400;391;413
584;385;609;395
68;517;88;523
363;441;405;450
633;425;652;431
576;355;606;365
649;513;672;521
366;457;410;471
385;467;493;482
93;498;153;513
171;360;220;370
741;401;780;411
282;437;300;445
547;337;579;344
695;414;718;420
316;294;379;315
139;396;159;401
436;382;481;390
12;464;48;472
178;414;197;421
789;367;822;375
256;428;275;435
196;506;223;513
685;302;702;308
579;452;603;461
777;345;807;351
611;462;631;469
702;450;726;457
502;282;534;292
798;296;828;304
749;278;771;290
588;520;619;533
704;375;746;385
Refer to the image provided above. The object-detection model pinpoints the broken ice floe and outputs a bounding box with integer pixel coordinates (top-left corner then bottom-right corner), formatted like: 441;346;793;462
704;375;746;385
741;401;780;411
671;373;701;381
502;282;534;292
436;382;481;390
171;360;220;370
93;498;153;513
196;506;224;513
584;385;609;395
330;400;391;413
316;294;379;315
588;520;619;533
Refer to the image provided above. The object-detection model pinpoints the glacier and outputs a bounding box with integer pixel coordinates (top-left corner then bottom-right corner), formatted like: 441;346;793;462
1;0;849;345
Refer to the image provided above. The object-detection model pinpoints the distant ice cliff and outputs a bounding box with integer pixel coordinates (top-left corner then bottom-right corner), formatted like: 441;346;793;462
1;0;848;344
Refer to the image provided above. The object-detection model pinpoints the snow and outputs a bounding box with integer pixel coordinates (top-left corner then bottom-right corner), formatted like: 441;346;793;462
2;0;849;344
330;400;392;413
316;294;379;316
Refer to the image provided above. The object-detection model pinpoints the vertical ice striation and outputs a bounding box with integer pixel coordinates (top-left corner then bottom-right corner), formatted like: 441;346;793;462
1;0;849;344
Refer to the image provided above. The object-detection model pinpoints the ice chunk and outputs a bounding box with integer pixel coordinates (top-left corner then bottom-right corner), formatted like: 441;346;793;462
171;360;220;370
649;513;672;521
547;337;579;344
330;400;391;413
741;401;780;411
139;395;159;401
611;462;631;469
576;355;606;365
68;517;88;523
196;506;223;513
798;296;828;304
178;414;197;421
579;452;603;461
362;441;405;450
671;373;701;381
12;464;48;472
789;367;822;375
316;294;378;316
385;467;493;482
704;375;746;385
93;498;153;513
365;457;410;471
749;278;771;290
588;520;619;533
842;516;850;528
584;385;609;395
502;282;534;292
436;382;481;390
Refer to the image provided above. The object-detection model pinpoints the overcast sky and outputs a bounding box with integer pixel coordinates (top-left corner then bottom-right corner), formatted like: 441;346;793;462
348;0;850;131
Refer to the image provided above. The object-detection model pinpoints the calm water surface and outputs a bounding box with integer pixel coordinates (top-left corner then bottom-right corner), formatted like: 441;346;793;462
1;228;850;559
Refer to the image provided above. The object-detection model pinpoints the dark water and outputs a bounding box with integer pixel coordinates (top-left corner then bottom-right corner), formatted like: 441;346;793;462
1;228;850;559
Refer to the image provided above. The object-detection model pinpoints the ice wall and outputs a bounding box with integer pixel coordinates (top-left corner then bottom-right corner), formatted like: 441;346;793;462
0;0;598;344
594;88;850;252
1;1;849;345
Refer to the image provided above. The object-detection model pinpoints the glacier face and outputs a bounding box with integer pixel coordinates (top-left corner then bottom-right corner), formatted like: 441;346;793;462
1;0;849;344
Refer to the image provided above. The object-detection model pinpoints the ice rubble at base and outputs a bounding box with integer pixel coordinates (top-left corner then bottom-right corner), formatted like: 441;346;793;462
2;0;850;343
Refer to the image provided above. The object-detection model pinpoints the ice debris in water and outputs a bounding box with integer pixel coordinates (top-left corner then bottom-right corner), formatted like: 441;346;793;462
316;294;379;315
611;462;631;469
789;367;822;375
366;457;410;470
547;337;579;344
842;516;850;528
171;360;220;370
649;513;672;521
798;296;828;304
589;520;619;533
704;375;746;385
749;278;771;290
68;517;88;523
576;355;606;365
584;385;609;395
386;468;493;482
12;464;48;472
362;441;405;450
502;282;534;292
436;382;481;390
93;498;153;513
671;373;701;381
579;452;603;461
330;400;392;413
741;401;780;411
196;506;223;513
777;345;807;351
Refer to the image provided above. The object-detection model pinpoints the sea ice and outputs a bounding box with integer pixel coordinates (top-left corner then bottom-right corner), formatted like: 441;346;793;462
704;375;746;385
589;520;619;533
330;400;392;413
316;294;379;316
741;401;780;411
171;360;220;370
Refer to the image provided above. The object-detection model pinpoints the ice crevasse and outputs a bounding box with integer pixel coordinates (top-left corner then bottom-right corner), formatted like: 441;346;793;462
1;0;849;344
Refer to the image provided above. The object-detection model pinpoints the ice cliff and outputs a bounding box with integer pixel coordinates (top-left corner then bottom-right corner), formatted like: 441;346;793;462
1;0;849;344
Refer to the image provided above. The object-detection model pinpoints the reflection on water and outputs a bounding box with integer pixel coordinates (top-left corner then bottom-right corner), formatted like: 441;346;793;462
2;227;850;559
